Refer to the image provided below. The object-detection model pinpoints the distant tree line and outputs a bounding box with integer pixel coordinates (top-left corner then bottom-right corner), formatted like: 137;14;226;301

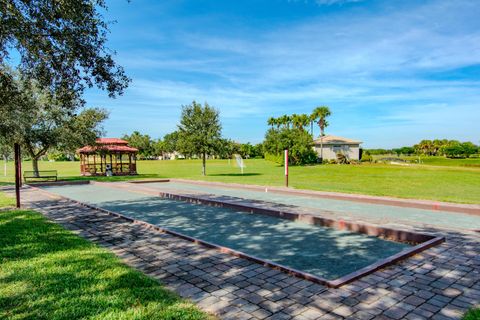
121;130;264;161
366;139;479;158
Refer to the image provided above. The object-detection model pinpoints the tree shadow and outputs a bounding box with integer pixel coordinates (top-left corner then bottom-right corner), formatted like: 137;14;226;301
0;209;207;320
208;173;262;177
60;173;163;182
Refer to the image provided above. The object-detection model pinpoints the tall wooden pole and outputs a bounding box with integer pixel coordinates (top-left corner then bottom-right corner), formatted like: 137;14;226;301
14;143;21;208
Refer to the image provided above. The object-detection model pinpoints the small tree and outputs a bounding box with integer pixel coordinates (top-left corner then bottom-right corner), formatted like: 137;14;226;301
163;131;180;154
263;127;317;165
178;101;222;175
123;131;154;159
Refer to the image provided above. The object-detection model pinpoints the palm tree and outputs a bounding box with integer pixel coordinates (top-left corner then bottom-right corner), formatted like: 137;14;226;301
311;106;332;161
309;113;316;135
292;113;309;131
311;106;331;136
416;140;434;155
291;114;300;129
267;117;276;128
299;114;310;131
280;114;291;129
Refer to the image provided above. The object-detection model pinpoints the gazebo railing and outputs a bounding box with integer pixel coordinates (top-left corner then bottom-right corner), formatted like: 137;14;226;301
80;163;137;176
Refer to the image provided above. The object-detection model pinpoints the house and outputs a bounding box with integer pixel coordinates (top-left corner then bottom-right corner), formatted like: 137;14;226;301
313;135;362;161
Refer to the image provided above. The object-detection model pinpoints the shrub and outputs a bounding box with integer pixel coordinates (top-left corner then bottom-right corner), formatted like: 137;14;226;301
263;127;317;165
361;154;373;162
336;153;350;164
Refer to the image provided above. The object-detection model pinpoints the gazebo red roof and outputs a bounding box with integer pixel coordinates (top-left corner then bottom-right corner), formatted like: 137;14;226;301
96;138;129;145
77;138;138;154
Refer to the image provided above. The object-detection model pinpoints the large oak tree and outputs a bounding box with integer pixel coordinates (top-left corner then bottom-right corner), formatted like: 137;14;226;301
0;67;108;176
1;0;129;109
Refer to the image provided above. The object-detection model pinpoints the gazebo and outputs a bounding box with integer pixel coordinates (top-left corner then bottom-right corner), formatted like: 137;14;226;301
77;138;138;176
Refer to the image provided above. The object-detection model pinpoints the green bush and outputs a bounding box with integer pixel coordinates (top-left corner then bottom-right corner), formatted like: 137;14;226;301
265;152;284;164
361;154;373;162
263;127;317;165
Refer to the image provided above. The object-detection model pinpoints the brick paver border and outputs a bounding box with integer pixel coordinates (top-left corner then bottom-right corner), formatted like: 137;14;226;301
31;181;445;288
6;184;480;319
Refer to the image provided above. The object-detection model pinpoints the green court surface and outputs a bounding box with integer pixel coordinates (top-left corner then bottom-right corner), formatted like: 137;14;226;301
41;184;410;280
147;181;480;231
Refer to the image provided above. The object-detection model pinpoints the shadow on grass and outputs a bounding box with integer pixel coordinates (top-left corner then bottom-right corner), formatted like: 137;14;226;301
60;173;163;182
208;173;262;177
0;210;208;320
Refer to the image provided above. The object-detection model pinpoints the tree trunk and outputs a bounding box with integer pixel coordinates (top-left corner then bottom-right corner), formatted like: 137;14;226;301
3;154;7;177
202;152;206;176
32;157;40;177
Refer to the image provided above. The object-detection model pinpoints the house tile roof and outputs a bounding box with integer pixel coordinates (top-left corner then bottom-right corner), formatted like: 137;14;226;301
313;135;362;145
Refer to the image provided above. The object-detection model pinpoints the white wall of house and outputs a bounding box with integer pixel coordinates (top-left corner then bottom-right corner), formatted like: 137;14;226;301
313;144;360;160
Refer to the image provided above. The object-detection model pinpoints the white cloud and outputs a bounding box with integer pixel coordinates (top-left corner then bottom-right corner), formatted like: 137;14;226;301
90;0;480;146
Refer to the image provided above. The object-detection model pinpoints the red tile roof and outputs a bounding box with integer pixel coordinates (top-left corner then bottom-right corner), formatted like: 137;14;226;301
96;138;129;145
77;138;138;154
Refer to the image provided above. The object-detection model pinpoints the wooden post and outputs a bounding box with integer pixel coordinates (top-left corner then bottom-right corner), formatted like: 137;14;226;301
14;143;21;208
285;149;289;188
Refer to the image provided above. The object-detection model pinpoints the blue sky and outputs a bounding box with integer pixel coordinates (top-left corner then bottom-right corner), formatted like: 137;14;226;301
85;0;480;148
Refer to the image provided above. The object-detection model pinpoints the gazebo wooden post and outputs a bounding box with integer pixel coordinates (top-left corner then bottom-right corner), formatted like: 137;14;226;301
93;154;96;175
119;153;123;173
128;153;132;173
109;154;113;174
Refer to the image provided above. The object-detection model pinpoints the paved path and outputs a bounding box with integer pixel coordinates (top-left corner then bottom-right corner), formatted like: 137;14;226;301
15;186;480;319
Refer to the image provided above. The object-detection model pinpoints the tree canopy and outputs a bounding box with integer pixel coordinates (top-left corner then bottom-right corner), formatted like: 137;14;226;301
263;127;317;165
0;68;108;175
177;101;222;175
122;131;155;159
0;0;129;109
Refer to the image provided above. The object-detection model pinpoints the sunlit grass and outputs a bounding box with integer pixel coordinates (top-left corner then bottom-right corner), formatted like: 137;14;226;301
0;192;211;320
1;158;479;204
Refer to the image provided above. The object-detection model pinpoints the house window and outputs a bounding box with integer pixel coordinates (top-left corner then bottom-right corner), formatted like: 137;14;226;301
332;145;342;152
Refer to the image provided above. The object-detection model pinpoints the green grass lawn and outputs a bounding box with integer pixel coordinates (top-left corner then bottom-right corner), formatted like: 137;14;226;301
464;309;480;320
2;158;479;204
0;191;211;320
374;154;480;167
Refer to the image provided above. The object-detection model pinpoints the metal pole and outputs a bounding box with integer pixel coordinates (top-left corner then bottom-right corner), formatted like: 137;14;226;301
285;149;288;187
14;143;21;208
